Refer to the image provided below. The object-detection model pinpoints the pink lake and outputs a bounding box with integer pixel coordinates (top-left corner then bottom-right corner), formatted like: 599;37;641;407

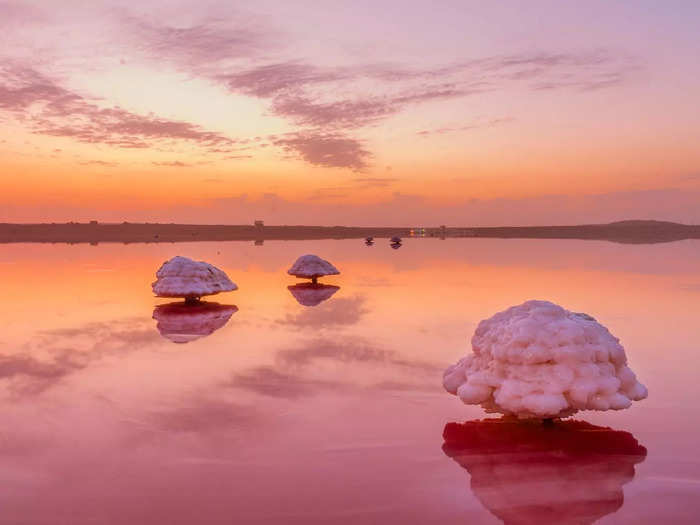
0;238;698;524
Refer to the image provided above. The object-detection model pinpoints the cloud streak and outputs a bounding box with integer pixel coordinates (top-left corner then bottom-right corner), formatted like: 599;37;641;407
0;63;240;153
272;131;371;171
417;117;515;136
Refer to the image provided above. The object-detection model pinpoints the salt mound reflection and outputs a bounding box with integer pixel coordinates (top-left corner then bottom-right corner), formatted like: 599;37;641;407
152;302;238;343
442;418;646;524
287;283;340;307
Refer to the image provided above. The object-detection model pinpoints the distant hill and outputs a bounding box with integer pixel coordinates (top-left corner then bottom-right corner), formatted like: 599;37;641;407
0;220;698;245
606;219;690;227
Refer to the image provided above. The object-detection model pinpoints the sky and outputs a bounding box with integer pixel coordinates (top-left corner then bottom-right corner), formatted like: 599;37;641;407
1;0;699;226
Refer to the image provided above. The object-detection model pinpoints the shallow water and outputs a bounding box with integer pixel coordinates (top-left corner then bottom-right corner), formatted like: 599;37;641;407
1;238;698;524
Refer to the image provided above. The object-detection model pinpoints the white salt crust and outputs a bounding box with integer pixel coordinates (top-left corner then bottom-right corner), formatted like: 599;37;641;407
152;256;237;299
443;300;648;418
287;254;340;279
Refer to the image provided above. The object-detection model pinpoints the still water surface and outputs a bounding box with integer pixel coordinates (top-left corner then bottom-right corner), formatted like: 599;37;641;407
1;238;698;524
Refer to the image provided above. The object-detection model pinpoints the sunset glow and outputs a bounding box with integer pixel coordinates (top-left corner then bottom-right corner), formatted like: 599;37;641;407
2;0;700;225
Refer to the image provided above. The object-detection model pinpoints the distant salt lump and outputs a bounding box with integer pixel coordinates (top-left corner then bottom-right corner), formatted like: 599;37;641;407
443;300;648;419
287;254;339;284
152;256;237;302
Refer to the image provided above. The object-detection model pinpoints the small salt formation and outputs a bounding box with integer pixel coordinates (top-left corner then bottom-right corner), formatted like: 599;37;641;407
287;254;339;284
153;302;238;343
152;256;237;302
288;283;340;307
443;300;647;419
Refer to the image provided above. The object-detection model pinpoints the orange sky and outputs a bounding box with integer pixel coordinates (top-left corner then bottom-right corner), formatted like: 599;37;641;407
1;1;700;225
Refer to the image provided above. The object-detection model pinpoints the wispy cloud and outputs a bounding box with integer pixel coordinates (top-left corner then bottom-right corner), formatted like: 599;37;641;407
272;131;371;171
269;86;468;129
214;49;635;168
152;160;192;168
0;62;240;153
417;117;515;136
0;8;640;171
120;14;271;73
222;51;634;128
80;159;119;167
220;62;346;97
350;177;398;188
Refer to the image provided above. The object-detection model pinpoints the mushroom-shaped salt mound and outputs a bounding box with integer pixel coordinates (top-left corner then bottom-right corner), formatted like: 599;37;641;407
288;283;340;307
153;302;238;343
442;418;646;525
443;300;647;419
287;254;339;284
152;256;237;302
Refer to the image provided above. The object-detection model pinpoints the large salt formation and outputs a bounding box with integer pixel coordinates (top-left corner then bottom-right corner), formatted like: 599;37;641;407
153;302;238;343
442;418;647;525
152;256;237;302
287;254;339;284
443;300;647;419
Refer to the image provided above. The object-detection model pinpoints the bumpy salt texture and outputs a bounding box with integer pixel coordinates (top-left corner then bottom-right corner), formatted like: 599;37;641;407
152;256;237;300
287;254;340;280
443;300;647;418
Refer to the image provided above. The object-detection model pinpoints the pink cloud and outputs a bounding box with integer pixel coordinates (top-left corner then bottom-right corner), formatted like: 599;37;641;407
417;117;514;136
271;131;371;171
220;62;346;97
0;63;239;153
269;87;467;129
121;14;270;73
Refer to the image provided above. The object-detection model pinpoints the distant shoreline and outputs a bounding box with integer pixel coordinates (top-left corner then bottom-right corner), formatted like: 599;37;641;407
1;220;698;245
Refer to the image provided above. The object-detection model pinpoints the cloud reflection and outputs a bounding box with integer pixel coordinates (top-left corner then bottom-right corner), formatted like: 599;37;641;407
442;418;646;524
1;318;160;396
229;336;441;400
280;292;371;331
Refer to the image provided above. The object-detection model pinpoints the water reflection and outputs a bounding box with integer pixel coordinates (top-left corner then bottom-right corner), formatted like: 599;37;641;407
152;302;238;343
287;283;340;307
442;418;646;525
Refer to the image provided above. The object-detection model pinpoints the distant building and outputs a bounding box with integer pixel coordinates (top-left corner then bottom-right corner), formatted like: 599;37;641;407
254;220;264;228
89;220;98;225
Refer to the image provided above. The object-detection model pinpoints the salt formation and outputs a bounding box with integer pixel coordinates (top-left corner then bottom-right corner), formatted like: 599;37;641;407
287;254;339;284
443;300;647;419
152;256;237;302
442;418;646;525
153;302;238;343
288;283;340;307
